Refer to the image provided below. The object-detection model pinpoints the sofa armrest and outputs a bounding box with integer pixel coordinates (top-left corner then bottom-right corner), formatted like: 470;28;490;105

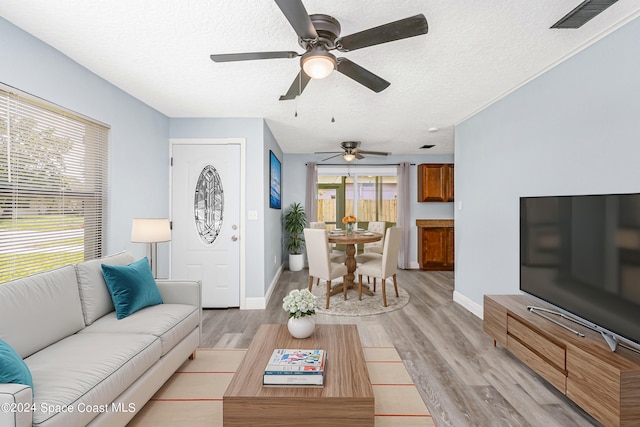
0;384;33;427
156;280;202;346
155;280;201;307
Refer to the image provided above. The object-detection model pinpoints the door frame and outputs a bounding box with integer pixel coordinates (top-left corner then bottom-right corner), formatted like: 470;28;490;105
169;138;247;309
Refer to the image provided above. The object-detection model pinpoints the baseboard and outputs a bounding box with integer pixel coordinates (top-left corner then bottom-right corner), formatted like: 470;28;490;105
453;290;483;319
244;265;283;310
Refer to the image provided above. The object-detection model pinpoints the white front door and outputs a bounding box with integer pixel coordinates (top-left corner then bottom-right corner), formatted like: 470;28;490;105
171;143;240;308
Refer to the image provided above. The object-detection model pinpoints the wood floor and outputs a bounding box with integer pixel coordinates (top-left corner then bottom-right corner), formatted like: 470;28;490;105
201;268;603;427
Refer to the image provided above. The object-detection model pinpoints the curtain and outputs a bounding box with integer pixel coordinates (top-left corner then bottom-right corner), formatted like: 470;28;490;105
305;162;317;225
396;162;411;269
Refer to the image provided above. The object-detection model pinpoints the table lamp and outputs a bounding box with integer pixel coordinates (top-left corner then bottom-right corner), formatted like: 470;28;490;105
131;218;171;278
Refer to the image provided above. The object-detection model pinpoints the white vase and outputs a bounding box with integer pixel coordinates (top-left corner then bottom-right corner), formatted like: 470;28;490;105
287;316;316;339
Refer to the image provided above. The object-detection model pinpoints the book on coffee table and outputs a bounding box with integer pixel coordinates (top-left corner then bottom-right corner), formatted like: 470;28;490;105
263;349;326;386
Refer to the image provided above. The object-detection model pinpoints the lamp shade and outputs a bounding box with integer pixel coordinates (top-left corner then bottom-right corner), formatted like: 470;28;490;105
343;153;356;162
131;218;171;243
301;48;336;79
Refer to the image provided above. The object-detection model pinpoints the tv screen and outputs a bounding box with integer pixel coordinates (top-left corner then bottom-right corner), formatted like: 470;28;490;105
520;193;640;348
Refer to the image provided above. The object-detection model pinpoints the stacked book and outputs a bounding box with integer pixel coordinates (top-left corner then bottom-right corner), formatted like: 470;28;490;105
263;349;326;386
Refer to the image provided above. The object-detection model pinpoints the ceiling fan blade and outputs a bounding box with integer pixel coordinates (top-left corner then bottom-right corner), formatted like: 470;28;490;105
322;153;343;161
274;0;318;40
210;51;299;62
336;58;390;93
279;70;311;100
357;150;390;156
355;152;365;160
336;14;428;52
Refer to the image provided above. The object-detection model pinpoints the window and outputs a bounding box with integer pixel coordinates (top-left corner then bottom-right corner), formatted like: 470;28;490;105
316;167;397;228
0;87;109;283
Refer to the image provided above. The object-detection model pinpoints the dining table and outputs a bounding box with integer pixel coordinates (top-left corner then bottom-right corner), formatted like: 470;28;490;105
327;230;383;297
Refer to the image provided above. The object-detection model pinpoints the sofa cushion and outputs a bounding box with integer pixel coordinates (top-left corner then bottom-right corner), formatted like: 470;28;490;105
80;304;199;356
101;258;164;319
0;339;33;389
25;332;160;426
0;265;85;358
75;251;135;325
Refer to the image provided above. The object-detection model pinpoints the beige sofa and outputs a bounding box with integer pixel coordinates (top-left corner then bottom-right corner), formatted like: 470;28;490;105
0;251;201;427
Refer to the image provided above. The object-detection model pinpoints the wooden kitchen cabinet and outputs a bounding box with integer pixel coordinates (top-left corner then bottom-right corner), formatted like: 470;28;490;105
417;164;454;202
416;220;454;271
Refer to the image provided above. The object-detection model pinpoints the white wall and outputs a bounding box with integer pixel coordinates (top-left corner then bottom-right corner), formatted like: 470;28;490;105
0;17;171;276
455;16;640;316
282;152;455;266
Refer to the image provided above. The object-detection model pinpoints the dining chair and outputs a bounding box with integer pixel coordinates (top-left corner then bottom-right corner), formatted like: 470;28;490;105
362;221;386;255
304;228;349;309
355;221;386;284
309;221;346;264
357;227;403;307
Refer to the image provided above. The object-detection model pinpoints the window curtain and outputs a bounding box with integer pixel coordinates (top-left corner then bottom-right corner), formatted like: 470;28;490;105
305;162;317;225
396;162;411;269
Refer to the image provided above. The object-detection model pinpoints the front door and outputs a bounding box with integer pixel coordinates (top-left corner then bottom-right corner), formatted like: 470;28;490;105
171;143;240;308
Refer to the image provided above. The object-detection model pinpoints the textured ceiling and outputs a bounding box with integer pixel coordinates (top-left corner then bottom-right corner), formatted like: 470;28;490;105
1;1;639;156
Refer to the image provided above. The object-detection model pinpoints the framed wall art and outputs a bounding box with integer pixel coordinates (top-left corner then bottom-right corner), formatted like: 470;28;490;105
269;150;281;209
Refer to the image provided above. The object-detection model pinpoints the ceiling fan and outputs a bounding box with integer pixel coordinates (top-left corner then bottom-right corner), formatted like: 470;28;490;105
315;141;390;162
210;0;428;100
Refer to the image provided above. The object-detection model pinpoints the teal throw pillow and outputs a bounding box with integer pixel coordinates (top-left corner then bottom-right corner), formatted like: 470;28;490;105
101;257;163;319
0;339;33;390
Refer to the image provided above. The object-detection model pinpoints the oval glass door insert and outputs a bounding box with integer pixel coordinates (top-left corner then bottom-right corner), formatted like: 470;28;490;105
194;165;224;244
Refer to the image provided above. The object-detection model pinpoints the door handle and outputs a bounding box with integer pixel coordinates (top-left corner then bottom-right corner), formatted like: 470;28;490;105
231;235;238;241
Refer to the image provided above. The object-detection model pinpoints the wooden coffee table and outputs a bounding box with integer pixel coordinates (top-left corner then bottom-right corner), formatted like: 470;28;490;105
223;324;374;426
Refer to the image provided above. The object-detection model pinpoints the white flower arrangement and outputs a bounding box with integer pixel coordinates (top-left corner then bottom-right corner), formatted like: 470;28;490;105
282;289;318;319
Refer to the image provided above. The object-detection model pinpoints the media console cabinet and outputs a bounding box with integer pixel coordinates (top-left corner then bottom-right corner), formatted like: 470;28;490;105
484;294;640;427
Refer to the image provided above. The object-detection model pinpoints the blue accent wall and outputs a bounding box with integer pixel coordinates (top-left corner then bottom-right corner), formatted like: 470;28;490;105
455;16;640;315
0;17;171;276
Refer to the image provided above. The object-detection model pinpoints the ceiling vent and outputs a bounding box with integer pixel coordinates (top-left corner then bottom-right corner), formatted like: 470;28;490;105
551;0;618;29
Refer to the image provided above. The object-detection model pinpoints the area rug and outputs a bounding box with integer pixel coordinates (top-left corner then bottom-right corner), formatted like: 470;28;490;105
127;347;434;426
310;281;410;316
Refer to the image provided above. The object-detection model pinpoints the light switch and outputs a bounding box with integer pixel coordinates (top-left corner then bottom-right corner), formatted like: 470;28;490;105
248;210;258;220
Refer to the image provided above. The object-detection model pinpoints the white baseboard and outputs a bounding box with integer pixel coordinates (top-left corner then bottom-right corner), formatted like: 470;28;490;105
244;265;283;310
453;290;483;319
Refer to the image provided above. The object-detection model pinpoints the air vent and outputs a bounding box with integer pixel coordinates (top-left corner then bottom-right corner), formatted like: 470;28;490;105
551;0;618;29
420;145;435;149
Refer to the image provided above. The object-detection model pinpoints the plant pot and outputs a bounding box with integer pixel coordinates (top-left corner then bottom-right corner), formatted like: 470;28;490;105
289;253;304;271
287;316;316;339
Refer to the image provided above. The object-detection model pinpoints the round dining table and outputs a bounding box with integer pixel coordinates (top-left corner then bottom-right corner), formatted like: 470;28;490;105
327;231;383;296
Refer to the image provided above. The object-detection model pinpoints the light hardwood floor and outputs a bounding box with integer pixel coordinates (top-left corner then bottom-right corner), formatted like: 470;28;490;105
201;268;603;427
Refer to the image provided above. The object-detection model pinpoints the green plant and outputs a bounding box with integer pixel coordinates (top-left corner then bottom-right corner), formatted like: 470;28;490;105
283;202;307;254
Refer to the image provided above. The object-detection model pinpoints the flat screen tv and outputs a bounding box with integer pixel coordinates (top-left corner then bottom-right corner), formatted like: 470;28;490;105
520;193;640;352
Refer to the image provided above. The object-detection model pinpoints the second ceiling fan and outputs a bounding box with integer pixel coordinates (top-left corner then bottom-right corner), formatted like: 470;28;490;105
316;141;390;162
210;0;428;100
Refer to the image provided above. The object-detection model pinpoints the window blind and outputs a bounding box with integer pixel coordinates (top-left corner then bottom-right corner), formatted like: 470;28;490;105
0;87;109;283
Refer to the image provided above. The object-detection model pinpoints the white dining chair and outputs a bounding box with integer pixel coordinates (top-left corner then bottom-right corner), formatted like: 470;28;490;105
362;221;386;255
304;228;349;309
356;221;386;284
357;227;403;307
309;221;346;264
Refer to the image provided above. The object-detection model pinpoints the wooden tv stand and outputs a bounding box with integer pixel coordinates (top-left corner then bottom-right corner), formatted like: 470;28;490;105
484;294;640;427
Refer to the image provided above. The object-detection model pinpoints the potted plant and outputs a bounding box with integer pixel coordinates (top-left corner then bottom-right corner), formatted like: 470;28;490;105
283;202;307;271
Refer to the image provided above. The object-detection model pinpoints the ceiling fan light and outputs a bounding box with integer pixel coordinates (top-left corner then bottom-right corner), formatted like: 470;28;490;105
343;153;356;162
301;49;336;79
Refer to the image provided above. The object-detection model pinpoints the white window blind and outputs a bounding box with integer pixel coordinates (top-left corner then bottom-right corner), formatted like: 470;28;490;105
0;87;109;283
